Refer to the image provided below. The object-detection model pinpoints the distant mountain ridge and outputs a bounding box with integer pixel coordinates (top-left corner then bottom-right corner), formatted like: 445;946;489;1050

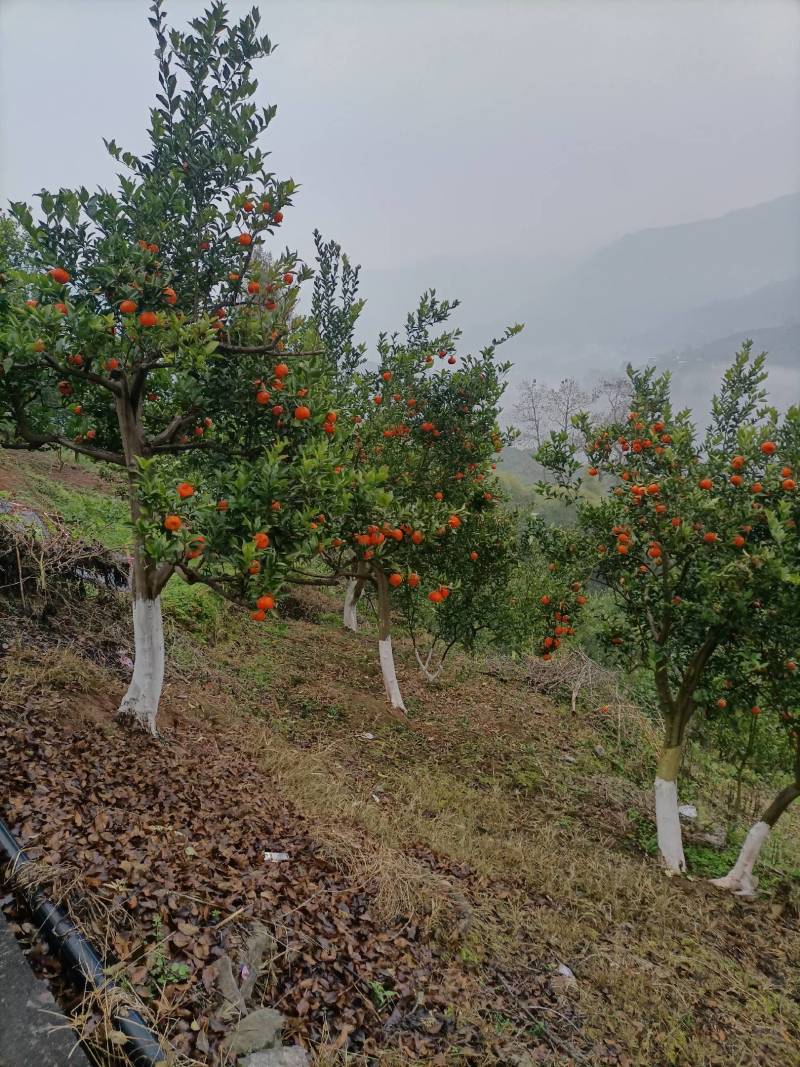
524;192;800;349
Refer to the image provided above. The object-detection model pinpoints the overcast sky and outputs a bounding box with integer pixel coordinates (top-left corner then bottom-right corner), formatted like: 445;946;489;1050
1;0;798;275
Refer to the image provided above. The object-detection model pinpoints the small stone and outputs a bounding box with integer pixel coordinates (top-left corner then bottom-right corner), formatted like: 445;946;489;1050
593;744;606;758
263;851;289;863
221;1008;284;1055
678;804;697;820
240;1049;310;1067
561;754;576;764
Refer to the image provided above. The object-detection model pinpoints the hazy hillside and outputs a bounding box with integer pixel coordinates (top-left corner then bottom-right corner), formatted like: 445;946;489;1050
525;193;800;348
626;277;799;360
349;195;799;403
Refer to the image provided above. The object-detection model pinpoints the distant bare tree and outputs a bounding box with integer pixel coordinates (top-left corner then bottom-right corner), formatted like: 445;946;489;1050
594;377;632;426
514;378;548;448
514;377;598;448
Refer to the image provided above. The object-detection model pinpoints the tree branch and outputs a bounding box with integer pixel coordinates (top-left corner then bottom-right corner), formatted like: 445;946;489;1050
40;353;121;395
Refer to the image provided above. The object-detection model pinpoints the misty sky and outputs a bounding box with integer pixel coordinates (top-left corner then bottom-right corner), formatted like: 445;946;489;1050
2;1;798;266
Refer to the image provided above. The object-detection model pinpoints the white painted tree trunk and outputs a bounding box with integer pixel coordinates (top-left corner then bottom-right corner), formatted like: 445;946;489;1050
379;636;406;712
710;821;770;896
118;597;165;735
654;744;686;872
343;579;360;632
655;776;686;872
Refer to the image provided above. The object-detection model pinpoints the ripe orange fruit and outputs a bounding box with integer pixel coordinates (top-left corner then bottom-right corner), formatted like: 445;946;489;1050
177;482;194;499
731;455;745;469
647;544;662;558
85;429;96;440
238;233;253;246
256;390;271;405
229;272;241;282
703;531;718;544
671;517;682;527
760;441;776;455
588;467;598;476
256;594;275;611
716;698;728;709
698;478;713;490
408;572;420;588
411;531;424;545
730;474;743;487
751;705;761;716
447;515;461;529
54;302;68;315
540;595;551;606
253;532;270;549
428;590;443;603
783;478;796;491
283;272;293;285
388;573;403;588
469;550;479;561
434;491;444;501
247;280;260;294
732;534;745;548
216;500;229;511
274;363;290;378
105;357;120;371
138;311;158;327
381;370;392;382
243;200;254;212
439;587;450;599
71;404;82;415
786;661;797;671
251;609;266;622
273;211;284;223
751;482;763;494
373;394;382;405
248;561;261;575
48;267;70;284
164;514;182;532
294;405;311;420
646;483;659;495
120;299;138;314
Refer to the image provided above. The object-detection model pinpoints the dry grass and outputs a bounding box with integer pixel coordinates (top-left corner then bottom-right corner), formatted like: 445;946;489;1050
174;594;800;1067
2;560;799;1064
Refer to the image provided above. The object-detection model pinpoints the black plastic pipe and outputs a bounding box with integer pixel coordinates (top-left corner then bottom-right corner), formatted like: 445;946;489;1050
0;817;168;1067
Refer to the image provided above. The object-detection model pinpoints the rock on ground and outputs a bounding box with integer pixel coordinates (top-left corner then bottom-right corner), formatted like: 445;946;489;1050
221;1007;284;1055
240;1048;311;1067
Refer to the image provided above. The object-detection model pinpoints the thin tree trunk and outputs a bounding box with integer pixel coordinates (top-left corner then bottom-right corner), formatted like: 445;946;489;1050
118;585;165;735
654;739;686;872
374;567;406;713
343;562;367;633
343;579;360;631
712;783;800;896
114;392;171;733
733;714;758;818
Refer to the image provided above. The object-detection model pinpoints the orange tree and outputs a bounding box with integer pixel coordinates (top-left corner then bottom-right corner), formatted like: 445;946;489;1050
310;259;522;710
536;344;800;875
0;2;358;733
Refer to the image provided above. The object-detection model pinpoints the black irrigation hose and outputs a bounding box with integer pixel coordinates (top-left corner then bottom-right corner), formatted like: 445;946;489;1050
0;817;168;1067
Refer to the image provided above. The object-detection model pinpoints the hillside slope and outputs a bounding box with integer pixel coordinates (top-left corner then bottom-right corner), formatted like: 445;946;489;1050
1;450;799;1067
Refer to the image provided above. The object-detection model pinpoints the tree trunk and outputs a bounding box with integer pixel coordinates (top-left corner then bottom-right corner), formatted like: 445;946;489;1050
374;568;406;713
711;783;800;896
118;592;165;735
343;579;360;631
114;393;171;734
343;562;368;632
654;740;686;872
